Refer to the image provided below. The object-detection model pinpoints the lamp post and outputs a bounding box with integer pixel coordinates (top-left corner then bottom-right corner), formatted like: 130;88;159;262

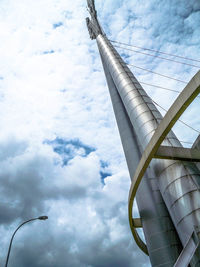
5;216;48;267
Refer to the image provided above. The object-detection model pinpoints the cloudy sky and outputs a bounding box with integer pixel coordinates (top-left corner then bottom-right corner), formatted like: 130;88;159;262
0;0;199;266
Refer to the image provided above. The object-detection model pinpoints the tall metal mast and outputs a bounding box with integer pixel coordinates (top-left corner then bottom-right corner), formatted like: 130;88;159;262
86;1;200;266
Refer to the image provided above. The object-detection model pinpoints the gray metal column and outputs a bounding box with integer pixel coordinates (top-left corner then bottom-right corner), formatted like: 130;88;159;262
97;33;200;266
193;135;200;171
99;46;182;266
86;1;200;266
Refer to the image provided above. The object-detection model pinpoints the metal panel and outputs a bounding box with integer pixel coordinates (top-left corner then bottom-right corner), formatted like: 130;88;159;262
97;34;200;266
86;2;200;265
174;229;200;267
98;36;182;267
155;146;200;162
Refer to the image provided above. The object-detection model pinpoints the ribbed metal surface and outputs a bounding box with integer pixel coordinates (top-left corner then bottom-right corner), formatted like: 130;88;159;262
193;135;200;150
193;135;200;173
97;34;200;266
98;38;182;266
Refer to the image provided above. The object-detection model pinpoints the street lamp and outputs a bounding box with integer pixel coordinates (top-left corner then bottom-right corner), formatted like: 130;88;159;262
5;216;48;267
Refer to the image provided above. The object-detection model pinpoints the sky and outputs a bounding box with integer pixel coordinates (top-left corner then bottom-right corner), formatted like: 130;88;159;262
0;0;199;266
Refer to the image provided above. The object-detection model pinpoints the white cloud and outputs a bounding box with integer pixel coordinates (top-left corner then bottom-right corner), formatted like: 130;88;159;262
0;0;199;266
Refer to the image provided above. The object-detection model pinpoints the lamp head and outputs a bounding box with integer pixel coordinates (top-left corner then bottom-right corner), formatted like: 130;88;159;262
38;216;48;220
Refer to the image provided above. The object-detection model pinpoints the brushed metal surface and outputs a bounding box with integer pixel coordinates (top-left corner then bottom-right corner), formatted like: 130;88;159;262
174;229;200;267
97;34;200;266
155;146;200;162
192;135;200;171
86;1;200;265
98;36;182;266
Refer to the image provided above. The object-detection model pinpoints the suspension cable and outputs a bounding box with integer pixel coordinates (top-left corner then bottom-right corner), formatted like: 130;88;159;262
136;81;181;93
132;80;200;99
113;45;200;69
109;40;200;140
127;64;187;84
152;100;200;134
110;40;200;63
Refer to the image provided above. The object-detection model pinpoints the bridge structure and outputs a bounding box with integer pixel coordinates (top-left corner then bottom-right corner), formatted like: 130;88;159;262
86;1;200;266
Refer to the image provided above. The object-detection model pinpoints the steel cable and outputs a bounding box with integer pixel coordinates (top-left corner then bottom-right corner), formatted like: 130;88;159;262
131;80;200;99
152;100;200;134
110;40;200;63
114;45;200;69
127;64;187;84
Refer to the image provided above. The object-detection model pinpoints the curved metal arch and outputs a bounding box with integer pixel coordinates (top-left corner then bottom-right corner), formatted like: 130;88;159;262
129;70;200;254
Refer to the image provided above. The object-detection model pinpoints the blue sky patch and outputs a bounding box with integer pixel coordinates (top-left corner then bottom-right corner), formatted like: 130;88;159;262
120;52;130;61
43;50;55;54
100;160;109;168
60;89;67;93
44;137;96;166
53;22;63;29
100;160;112;184
100;171;112;185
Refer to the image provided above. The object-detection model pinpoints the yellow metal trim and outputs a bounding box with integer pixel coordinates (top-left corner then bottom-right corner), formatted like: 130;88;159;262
129;71;200;255
154;146;200;162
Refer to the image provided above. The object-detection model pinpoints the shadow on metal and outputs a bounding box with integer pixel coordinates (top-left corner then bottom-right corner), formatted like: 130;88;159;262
173;227;200;267
128;70;200;256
